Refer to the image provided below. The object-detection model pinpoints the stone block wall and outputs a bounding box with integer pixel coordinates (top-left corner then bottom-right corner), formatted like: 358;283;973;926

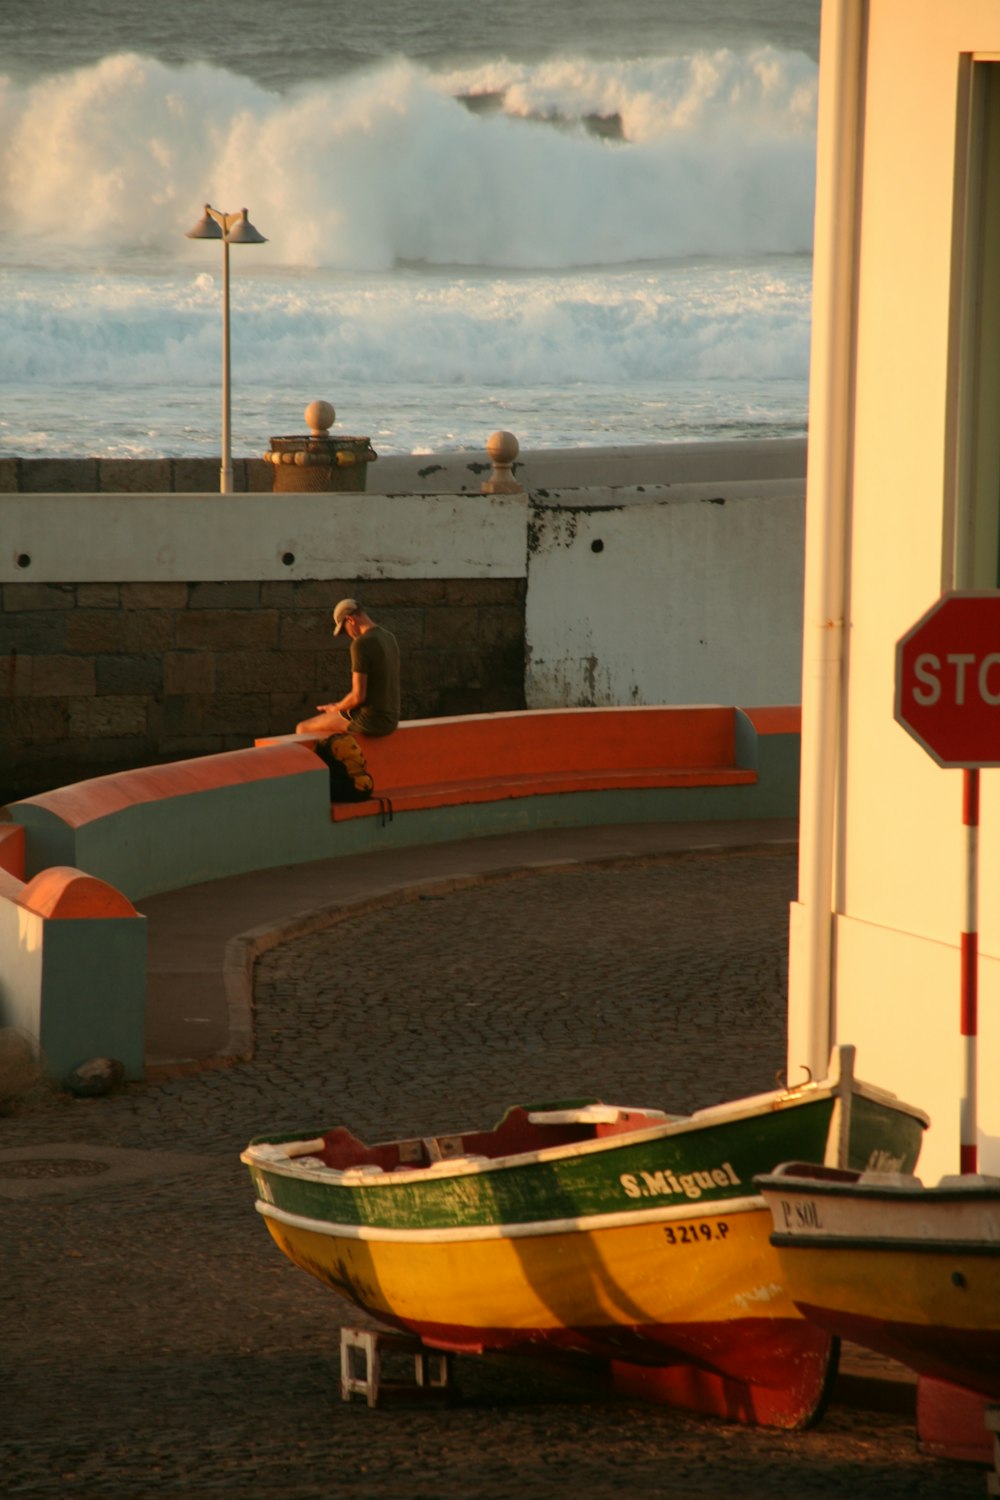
0;457;273;494
0;578;526;800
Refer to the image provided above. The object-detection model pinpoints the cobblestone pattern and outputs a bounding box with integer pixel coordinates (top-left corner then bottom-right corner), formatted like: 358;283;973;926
0;577;526;798
0;851;984;1498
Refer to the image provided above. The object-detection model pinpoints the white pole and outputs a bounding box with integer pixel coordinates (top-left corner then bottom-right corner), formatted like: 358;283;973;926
788;0;866;1081
220;236;232;495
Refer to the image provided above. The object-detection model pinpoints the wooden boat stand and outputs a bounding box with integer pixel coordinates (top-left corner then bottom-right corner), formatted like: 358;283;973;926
340;1326;452;1408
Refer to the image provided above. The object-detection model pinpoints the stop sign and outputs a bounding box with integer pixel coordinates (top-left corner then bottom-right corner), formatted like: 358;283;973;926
895;591;1000;767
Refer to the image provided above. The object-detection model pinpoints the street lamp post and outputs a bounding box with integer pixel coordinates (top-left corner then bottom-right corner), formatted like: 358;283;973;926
185;205;267;494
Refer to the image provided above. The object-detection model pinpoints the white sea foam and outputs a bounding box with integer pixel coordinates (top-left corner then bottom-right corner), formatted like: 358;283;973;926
434;47;818;144
0;48;816;269
0;257;811;456
0;47;815;456
0;260;810;387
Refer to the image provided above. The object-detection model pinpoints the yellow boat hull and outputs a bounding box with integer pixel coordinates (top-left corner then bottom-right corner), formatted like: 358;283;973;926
260;1197;834;1426
758;1165;1000;1397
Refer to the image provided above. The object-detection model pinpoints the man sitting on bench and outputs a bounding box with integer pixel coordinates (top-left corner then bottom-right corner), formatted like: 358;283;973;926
296;598;400;739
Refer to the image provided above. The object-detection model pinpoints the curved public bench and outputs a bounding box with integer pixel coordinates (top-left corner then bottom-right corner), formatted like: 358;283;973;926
0;704;800;1081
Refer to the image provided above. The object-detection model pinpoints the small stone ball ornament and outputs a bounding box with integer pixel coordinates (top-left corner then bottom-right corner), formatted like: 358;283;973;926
64;1056;126;1098
482;430;524;493
304;400;336;435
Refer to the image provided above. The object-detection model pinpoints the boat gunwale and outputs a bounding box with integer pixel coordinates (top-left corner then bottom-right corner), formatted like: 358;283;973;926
254;1190;766;1243
240;1087;828;1184
241;1071;928;1190
757;1174;1000;1205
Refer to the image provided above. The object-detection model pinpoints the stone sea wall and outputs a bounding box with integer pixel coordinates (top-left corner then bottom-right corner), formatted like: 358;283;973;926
0;576;525;800
0;458;273;494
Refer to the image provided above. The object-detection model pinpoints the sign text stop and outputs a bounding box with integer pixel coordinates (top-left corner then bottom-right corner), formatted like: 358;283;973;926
895;591;1000;767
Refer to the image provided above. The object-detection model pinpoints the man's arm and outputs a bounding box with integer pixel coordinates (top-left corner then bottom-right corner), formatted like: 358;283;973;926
318;672;368;715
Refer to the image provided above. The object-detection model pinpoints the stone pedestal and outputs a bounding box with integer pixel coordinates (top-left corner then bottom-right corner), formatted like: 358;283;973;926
264;400;377;493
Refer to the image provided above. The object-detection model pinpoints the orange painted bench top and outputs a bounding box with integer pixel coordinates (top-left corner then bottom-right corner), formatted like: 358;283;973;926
11;744;319;831
259;705;781;823
6;866;140;920
741;705;801;735
341;705;754;820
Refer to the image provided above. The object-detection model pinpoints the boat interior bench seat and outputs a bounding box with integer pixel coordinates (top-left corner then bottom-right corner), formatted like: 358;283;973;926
311;1102;681;1173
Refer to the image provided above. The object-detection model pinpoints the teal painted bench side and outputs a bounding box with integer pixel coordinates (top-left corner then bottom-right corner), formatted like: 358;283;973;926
7;744;332;901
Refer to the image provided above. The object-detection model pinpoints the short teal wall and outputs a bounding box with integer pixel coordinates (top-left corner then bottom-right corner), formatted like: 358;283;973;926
0;897;147;1080
322;777;799;861
79;772;335;901
40;919;147;1079
6;807;77;878
753;732;802;819
14;766;333;901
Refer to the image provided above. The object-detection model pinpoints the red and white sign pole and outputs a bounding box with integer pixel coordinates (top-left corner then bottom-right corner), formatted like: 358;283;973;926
895;591;1000;1176
961;768;979;1175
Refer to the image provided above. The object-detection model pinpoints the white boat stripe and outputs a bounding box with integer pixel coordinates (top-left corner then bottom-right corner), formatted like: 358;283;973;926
254;1193;765;1244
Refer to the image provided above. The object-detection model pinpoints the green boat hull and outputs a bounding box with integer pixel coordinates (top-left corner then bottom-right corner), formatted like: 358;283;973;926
244;1048;928;1234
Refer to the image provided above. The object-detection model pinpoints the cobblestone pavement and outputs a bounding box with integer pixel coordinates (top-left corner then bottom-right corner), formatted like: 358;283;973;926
0;849;987;1499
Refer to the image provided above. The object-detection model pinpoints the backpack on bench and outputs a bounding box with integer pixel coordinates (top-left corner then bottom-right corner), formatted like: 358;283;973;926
314;733;374;803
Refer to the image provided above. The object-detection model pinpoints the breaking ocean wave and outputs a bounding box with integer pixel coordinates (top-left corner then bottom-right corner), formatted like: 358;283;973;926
0;42;816;456
0;48;817;270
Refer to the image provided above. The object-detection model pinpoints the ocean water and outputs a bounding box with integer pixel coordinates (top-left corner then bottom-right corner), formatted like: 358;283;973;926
0;0;820;460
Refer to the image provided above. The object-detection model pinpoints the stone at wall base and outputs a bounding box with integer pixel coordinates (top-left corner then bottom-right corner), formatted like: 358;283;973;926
64;1057;126;1098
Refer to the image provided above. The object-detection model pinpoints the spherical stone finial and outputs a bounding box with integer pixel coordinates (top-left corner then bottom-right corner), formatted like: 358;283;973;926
305;400;336;436
486;429;519;466
482;429;524;494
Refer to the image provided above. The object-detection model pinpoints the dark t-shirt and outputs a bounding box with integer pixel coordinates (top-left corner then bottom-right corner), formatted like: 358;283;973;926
348;625;400;737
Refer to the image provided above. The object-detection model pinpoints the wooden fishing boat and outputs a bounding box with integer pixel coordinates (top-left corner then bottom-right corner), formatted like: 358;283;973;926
756;1161;1000;1399
242;1045;928;1427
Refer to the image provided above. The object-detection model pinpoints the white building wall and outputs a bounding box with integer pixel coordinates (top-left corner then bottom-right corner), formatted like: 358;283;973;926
525;482;804;708
789;0;1000;1180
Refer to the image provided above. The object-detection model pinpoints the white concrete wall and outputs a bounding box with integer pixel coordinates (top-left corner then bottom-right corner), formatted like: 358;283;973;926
2;463;807;713
0;492;527;584
525;481;804;708
789;0;1000;1181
